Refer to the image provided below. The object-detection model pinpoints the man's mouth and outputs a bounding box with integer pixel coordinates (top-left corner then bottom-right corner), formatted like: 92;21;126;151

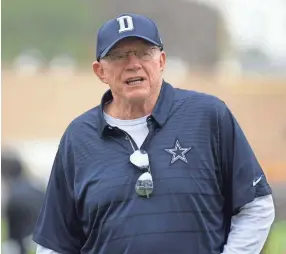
126;77;144;85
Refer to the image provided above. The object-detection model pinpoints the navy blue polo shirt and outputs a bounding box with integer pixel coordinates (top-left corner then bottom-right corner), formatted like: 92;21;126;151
33;81;271;254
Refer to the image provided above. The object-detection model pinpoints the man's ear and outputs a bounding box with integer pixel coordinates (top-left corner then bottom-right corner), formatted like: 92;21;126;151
159;51;166;72
92;61;108;84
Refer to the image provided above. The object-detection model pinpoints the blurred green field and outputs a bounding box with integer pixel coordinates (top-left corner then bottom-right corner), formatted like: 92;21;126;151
263;221;286;254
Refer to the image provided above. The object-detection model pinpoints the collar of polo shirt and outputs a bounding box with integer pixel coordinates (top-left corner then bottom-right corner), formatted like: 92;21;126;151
96;80;174;137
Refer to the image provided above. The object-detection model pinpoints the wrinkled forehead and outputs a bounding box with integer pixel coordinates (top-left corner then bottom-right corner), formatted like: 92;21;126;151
110;37;154;51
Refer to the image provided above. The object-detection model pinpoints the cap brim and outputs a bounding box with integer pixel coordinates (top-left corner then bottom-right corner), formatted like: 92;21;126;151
99;35;162;60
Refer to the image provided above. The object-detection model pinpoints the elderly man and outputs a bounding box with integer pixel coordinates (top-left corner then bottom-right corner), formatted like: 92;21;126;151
34;13;275;254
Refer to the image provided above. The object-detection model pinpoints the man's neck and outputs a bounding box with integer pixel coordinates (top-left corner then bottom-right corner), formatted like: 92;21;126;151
105;86;161;120
105;97;155;120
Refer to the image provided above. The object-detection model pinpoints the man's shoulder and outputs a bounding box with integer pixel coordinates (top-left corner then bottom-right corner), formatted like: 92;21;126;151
63;105;102;137
173;87;226;114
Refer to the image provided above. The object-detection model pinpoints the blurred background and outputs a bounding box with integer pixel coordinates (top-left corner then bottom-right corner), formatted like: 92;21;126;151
1;0;286;253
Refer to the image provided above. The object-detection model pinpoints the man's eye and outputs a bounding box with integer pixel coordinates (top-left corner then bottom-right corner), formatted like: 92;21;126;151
114;54;124;59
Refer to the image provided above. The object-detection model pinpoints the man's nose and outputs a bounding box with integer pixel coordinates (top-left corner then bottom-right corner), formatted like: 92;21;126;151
125;53;142;70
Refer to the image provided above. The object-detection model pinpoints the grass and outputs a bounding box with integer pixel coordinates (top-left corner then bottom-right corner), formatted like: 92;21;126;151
263;221;286;254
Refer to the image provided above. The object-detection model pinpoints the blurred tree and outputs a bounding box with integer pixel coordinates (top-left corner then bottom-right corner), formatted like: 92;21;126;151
2;0;97;66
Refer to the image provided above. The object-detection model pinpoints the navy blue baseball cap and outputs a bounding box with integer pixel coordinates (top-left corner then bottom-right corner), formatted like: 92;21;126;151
96;13;163;60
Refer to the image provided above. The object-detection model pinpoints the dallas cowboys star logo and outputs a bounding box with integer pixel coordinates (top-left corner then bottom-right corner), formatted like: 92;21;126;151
165;140;192;164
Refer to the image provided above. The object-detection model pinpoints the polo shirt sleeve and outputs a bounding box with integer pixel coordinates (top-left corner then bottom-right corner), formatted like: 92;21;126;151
219;105;272;214
33;132;85;254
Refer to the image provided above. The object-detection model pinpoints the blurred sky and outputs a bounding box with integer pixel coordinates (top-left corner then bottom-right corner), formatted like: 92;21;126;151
199;0;286;60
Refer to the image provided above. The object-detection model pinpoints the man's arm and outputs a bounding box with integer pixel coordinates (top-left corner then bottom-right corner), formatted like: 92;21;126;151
218;104;274;253
222;195;275;254
33;130;85;253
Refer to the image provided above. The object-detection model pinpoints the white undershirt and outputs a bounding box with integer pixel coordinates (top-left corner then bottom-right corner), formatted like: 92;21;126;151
104;112;149;149
36;114;275;254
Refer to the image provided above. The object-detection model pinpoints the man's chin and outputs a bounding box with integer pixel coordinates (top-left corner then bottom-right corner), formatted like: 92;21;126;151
127;96;149;104
125;91;150;103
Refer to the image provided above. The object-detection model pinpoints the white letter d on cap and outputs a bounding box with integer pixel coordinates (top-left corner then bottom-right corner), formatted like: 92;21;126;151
117;16;134;33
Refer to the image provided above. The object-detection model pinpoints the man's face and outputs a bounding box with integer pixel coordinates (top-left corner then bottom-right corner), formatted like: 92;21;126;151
93;38;166;103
